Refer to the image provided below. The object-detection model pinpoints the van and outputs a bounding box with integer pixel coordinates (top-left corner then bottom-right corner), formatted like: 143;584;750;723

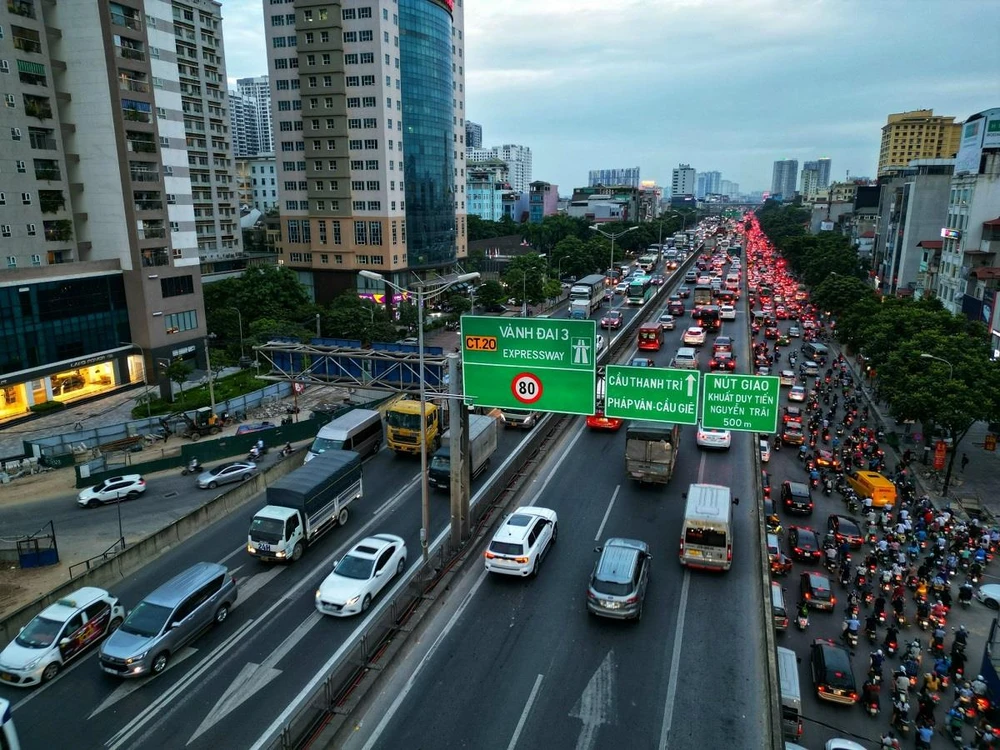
771;581;788;631
678;483;734;571
671;347;699;370
99;562;237;678
845;470;897;508
801;342;829;362
306;408;382;462
777;646;803;740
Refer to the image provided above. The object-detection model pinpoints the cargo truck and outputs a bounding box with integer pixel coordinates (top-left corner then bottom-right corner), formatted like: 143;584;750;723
246;449;362;562
386;399;441;455
428;414;499;490
625;422;681;484
569;274;607;317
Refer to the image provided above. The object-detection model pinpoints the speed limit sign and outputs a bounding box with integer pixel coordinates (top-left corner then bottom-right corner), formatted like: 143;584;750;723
511;372;543;404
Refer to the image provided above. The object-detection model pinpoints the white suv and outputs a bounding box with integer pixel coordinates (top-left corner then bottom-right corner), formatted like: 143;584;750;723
484;507;558;577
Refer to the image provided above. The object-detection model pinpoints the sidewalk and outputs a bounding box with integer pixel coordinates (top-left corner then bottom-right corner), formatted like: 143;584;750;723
830;340;999;521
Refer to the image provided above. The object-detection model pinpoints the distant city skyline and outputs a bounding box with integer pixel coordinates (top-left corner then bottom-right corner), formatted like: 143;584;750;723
220;0;998;192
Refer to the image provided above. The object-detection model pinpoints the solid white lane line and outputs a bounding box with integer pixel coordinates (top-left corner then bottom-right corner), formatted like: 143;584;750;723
526;423;585;508
506;673;544;750
593;485;620;542
657;451;705;750
357;570;490;750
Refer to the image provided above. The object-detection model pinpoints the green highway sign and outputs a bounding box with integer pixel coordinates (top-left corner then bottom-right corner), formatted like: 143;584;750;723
604;366;699;425
701;373;780;433
461;315;597;416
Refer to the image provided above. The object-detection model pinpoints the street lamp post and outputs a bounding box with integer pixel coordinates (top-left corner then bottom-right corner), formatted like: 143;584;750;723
360;269;480;563
228;307;245;359
120;341;151;420
589;224;638;290
919;352;953;380
204;334;217;414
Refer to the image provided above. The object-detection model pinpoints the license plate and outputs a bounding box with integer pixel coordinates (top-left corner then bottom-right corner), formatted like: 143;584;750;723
0;672;15;682
688;549;700;556
258;543;271;552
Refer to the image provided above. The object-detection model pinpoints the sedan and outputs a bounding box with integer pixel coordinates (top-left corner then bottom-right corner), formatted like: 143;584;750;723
682;327;706;346
779;369;796;387
651;274;665;286
315;534;408;617
658;313;676;330
789;326;801;338
815;449;841;470
615;282;629;294
788;385;806;402
801;572;836;611
764;326;780;340
759;439;771;463
630;357;655;367
975;584;1000;609
196;461;258;489
712;336;733;354
709;353;736;371
696;422;731;450
788;526;822;563
600;310;623;330
720;304;736;320
678;286;691;299
827;514;864;548
77;475;146;509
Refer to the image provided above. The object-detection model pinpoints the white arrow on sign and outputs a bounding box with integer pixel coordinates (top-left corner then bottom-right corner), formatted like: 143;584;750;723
685;373;697;397
569;650;616;750
186;611;323;744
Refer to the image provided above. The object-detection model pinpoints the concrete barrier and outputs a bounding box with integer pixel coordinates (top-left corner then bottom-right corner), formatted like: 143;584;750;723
0;452;303;649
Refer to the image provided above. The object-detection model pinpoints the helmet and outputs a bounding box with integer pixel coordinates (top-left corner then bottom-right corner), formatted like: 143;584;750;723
978;675;985;681
960;625;968;632
877;649;883;656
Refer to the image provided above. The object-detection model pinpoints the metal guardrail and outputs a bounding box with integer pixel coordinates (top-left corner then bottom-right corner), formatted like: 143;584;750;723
257;248;709;750
68;537;125;578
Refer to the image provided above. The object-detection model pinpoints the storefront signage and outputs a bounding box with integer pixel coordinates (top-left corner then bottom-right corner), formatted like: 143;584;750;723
940;228;962;240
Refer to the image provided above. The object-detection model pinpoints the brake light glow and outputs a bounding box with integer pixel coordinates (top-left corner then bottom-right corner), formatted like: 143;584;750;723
514;556;529;564
484;551;496;559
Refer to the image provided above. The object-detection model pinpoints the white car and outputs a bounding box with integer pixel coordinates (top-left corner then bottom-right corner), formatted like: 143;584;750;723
615;282;629;294
0;587;125;686
596;334;606;353
658;313;676;330
759;439;771;463
315;534;407;617
682;326;706;346
696;422;731;450
779;370;796;387
975;584;1000;609
720;304;736;320
77;475;146;509
484;507;558;577
789;385;806;402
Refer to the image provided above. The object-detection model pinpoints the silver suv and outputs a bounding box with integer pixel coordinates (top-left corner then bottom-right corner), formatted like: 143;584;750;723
99;562;237;678
587;538;651;621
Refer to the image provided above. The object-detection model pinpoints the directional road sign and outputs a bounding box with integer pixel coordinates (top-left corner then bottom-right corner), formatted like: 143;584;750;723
461;315;597;416
604;366;699;425
701;373;780;433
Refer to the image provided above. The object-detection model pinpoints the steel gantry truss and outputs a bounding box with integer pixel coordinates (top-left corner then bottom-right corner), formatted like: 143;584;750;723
252;340;450;394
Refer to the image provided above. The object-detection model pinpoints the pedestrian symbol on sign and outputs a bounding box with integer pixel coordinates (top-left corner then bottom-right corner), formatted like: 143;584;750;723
571;337;591;365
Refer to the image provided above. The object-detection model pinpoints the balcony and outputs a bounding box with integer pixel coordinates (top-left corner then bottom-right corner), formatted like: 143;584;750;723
119;77;150;94
122;108;152;123
29;128;57;150
127;138;156;154
137;226;166;240
129;169;160;183
110;11;142;31
34;165;61;181
134;199;163;212
43;219;72;242
115;45;146;63
7;0;35;19
140;248;170;267
39;190;66;214
13;35;42;54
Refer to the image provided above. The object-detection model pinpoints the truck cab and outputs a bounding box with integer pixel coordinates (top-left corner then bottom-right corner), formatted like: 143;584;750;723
386;399;440;455
247;505;303;562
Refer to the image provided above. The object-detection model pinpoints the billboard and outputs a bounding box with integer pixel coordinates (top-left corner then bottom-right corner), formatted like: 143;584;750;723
983;108;1000;148
953;108;1000;174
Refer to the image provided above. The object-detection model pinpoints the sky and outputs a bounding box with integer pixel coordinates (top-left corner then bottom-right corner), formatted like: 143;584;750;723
221;0;999;194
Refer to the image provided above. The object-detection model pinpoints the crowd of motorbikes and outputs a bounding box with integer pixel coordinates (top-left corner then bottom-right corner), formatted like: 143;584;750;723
760;336;999;749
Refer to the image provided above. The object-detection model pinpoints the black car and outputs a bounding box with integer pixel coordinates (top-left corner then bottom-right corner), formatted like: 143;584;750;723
781;480;814;515
678;286;691;299
827;515;864;548
810;638;857;704
788;526;821;563
800;572;835;611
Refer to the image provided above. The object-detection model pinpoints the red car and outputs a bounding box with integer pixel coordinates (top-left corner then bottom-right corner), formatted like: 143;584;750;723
764;326;780;340
586;410;624;431
600;310;623;330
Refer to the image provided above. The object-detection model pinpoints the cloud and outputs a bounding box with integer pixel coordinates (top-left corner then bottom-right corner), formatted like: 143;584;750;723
221;0;1000;193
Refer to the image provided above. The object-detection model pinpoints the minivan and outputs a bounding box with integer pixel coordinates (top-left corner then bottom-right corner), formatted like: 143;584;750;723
845;470;897;508
777;646;803;740
306;408;382;462
801;342;829;363
99;562;237;678
781;480;813;515
587;538;650;620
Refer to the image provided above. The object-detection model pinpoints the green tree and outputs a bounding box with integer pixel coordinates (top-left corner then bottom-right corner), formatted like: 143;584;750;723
811;275;876;320
396;301;418;333
322;292;397;343
446;293;472;314
475;280;506;307
502;254;548;305
165;359;192;405
542;279;563;301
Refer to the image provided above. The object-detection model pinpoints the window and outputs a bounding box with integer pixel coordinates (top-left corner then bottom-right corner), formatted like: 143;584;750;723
332;220;342;245
161;275;194;298
354;221;367;244
348;118;361;129
392;221;397;244
363;118;377;128
361;52;375;64
364;139;378;150
287;219;300;242
367;201;380;211
351;180;365;191
362;75;375;86
351;160;364;170
353;200;366;211
11;126;21;140
343;31;357;43
359;30;373;42
342;8;356;20
1;226;10;238
365;160;379;170
347;97;361;108
366;180;379;190
26;223;35;236
346;76;360;87
345;53;359;64
21;192;30;205
369;221;382;245
362;96;376;107
321;31;329;43
165;310;198;334
318;220;327;244
6;255;15;266
358;7;372;18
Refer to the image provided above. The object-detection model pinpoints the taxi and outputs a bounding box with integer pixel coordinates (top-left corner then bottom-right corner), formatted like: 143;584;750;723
0;587;125;686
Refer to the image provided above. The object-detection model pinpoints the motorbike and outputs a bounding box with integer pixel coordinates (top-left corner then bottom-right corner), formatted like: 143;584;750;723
884;635;898;656
866;625;878;644
248;444;268;461
864;691;880;717
823;479;833;497
181;457;203;476
279;443;294;458
844;629;859;648
917;614;930;631
796;612;809;631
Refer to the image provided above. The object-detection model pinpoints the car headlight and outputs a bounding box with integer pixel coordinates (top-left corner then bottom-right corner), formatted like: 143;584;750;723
345;596;360;606
125;651;149;664
24;656;43;670
315;589;322;601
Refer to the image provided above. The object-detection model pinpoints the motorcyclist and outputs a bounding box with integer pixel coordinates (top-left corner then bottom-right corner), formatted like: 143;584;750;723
870;648;885;674
874;594;887;618
906;638;922;662
954;625;970;652
866;613;880;638
842;614;861;644
931;599;948;624
884;625;899;651
880;731;901;749
863;678;881;712
931;625;947;652
915;692;939;727
893;668;910;697
972;674;989;698
921;670;942;696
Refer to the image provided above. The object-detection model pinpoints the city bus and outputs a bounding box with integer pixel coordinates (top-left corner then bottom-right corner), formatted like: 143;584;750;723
638;254;658;272
637;323;663;351
627;276;653;305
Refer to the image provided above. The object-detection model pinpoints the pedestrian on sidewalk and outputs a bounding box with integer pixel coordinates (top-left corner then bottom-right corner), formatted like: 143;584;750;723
961;453;969;473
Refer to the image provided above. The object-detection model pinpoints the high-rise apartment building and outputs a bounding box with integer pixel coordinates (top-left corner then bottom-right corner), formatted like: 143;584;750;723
720;180;739;199
588;167;640;188
671;164;696;197
800;161;820;198
264;0;467;302
701;171;721;195
878;109;962;177
236;75;273;156
465;120;482;148
771;159;798;198
817;157;832;188
468;144;532;193
229;89;260;157
0;0;242;421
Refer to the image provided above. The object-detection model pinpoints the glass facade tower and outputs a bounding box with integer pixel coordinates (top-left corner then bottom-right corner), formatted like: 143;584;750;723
399;0;456;269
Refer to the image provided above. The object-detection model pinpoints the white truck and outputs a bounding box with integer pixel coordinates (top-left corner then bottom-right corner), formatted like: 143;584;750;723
428;414;499;490
569;273;607;318
246;449;362;562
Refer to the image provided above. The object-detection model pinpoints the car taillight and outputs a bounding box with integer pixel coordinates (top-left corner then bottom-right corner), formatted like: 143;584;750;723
514;556;529;564
794;547;802;554
678;537;685;554
804;591;811;599
138;480;146;485
231;574;237;586
484;551;496;559
831;595;837;604
625;596;638;604
727;544;732;562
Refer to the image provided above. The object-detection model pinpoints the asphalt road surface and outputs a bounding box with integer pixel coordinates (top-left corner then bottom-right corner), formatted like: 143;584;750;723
342;258;771;750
